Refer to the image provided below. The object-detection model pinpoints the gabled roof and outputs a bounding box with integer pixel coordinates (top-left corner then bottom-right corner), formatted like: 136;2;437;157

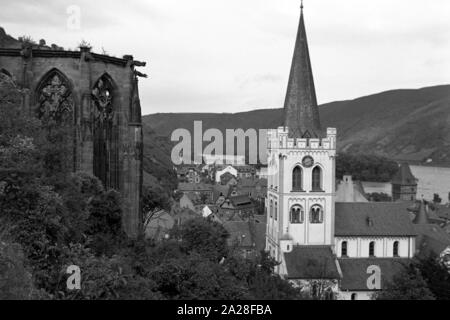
229;195;254;207
283;7;322;139
338;258;410;291
391;163;417;185
284;246;341;279
335;202;417;236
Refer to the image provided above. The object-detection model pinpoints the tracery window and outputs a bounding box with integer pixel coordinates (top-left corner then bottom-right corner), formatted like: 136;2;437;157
36;69;74;124
92;75;119;190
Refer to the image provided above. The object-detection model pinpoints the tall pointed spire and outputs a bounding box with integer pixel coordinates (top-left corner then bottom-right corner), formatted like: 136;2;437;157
283;2;322;138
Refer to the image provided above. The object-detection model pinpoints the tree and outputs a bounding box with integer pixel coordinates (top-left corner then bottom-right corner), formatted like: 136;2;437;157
142;185;171;213
225;251;306;300
199;192;209;205
149;252;249;300
336;152;398;182
374;263;435;300
415;254;450;300
433;193;442;204
368;192;392;202
0;240;37;299
170;217;229;262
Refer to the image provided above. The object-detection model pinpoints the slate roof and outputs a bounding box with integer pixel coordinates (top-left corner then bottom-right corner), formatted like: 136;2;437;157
227;195;255;210
414;224;450;257
335;202;417;236
284;246;341;280
391;163;417;185
338;258;410;291
283;7;322;139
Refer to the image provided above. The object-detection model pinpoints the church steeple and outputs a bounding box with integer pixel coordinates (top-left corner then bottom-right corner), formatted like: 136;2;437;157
283;2;322;138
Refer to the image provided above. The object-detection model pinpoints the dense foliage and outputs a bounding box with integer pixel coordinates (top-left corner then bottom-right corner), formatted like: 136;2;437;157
0;86;304;299
374;255;450;300
336;152;399;182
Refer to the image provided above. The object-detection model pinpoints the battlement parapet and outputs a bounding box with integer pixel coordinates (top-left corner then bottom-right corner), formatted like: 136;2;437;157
268;126;337;151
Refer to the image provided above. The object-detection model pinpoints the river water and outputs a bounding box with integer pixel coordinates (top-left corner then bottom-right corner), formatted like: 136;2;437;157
361;165;450;203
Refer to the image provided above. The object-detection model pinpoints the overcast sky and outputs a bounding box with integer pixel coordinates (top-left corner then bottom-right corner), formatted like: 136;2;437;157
1;0;450;115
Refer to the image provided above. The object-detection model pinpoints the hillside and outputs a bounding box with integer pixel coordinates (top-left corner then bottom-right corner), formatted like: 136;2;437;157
143;85;450;166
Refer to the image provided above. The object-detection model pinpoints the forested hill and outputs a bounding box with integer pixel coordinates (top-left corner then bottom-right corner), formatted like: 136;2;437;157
143;85;450;165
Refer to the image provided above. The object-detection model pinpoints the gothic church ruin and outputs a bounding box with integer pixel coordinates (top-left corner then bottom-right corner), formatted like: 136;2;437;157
0;27;144;238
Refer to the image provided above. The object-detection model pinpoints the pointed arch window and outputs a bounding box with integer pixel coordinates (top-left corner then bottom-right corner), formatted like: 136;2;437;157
393;241;399;257
290;205;304;224
292;166;303;191
369;241;376;257
312;166;323;191
92;74;119;190
36;69;74;124
310;204;323;224
341;241;348;257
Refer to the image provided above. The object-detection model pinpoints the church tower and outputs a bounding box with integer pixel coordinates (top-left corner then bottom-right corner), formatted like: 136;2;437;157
265;3;337;274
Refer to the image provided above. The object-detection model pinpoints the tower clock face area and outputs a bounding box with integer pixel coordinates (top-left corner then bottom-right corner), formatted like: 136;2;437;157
302;156;314;168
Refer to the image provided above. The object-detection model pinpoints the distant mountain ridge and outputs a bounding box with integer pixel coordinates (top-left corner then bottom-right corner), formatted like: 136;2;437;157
143;85;450;165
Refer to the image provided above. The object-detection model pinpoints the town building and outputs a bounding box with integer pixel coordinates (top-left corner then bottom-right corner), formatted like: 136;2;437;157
392;163;418;202
336;175;368;202
219;195;256;221
264;4;448;299
215;165;238;183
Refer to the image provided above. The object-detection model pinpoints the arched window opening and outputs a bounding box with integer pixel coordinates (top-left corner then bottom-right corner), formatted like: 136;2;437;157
341;241;348;257
36;69;74;124
351;293;357;300
269;200;273;219
312;166;322;191
310;205;323;224
393;241;399;257
274;202;278;221
290;205;304;224
369;241;376;257
292;166;303;191
92;74;119;190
